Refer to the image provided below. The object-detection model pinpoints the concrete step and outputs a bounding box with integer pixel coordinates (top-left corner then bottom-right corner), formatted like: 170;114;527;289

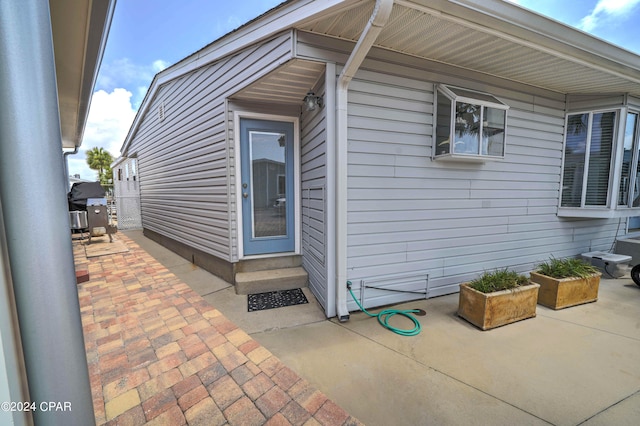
235;267;308;295
236;255;302;273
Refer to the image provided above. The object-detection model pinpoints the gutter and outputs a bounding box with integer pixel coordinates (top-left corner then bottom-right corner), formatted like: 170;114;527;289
335;0;394;321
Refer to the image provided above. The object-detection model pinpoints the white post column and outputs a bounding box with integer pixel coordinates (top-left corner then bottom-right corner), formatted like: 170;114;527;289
0;1;95;424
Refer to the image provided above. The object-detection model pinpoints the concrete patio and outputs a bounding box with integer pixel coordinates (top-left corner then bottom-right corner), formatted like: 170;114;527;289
82;230;640;425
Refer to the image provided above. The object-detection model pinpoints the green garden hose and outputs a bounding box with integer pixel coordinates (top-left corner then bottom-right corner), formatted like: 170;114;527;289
347;281;424;336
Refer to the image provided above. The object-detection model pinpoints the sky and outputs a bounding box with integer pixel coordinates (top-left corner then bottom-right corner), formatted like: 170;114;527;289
69;0;640;181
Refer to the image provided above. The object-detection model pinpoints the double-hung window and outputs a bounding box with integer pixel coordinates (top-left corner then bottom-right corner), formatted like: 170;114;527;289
560;111;617;208
618;112;640;208
559;107;640;217
434;85;509;160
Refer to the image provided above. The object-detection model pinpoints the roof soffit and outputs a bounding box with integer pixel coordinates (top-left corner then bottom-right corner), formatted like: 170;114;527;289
297;0;640;96
51;0;115;149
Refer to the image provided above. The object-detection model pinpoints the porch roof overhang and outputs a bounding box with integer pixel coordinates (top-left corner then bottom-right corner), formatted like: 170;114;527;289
237;0;640;103
50;0;115;149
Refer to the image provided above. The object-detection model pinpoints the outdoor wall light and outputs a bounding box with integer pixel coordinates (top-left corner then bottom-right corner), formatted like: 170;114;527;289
303;91;323;111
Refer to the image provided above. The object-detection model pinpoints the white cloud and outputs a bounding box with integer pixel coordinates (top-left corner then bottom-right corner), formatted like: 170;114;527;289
67;157;97;182
96;58;168;106
84;88;136;156
152;59;169;73
67;88;136;179
579;0;640;31
97;58;151;88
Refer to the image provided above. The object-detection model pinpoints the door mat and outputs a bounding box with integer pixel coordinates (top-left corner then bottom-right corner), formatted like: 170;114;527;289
248;288;308;312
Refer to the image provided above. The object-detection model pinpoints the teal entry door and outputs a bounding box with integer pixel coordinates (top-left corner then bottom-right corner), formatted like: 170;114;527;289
240;118;295;255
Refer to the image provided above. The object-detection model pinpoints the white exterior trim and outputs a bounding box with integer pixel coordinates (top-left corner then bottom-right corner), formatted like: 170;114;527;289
233;111;301;260
335;0;394;322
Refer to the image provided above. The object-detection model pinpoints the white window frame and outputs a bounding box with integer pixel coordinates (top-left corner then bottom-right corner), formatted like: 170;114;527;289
558;107;640;218
433;84;509;162
618;111;640;209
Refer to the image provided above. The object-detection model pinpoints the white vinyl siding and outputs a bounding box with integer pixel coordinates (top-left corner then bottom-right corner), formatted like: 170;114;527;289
346;69;623;298
297;30;625;304
126;32;294;261
300;85;328;308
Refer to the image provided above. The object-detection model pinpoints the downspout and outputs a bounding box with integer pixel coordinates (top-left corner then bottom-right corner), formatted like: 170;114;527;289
335;0;394;321
63;146;79;190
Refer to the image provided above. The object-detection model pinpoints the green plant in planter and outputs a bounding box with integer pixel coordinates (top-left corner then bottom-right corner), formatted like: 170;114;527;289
536;257;599;279
469;269;529;293
531;257;601;310
458;268;539;330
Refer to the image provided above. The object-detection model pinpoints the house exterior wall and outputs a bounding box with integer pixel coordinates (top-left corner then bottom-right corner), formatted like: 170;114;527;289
300;77;329;310
296;32;625;301
113;157;142;230
124;32;294;262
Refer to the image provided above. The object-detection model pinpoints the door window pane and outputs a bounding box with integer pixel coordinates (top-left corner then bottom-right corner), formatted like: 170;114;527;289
250;131;287;238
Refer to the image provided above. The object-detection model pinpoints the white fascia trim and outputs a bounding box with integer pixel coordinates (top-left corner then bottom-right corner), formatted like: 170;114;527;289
397;0;640;85
325;62;337;319
76;0;117;149
120;0;356;156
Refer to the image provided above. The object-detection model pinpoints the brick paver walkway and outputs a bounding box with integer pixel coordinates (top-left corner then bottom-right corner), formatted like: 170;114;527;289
74;233;361;425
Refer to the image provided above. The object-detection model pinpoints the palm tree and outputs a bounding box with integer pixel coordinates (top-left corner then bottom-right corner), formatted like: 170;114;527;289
86;147;113;184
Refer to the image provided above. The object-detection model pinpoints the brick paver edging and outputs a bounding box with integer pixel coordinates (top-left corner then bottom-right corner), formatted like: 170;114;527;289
74;234;362;426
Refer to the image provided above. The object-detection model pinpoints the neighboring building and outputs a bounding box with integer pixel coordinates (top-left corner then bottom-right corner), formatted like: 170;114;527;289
112;156;143;230
117;0;640;320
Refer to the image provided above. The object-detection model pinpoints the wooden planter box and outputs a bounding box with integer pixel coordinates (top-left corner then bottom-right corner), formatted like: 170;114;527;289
457;282;540;330
530;271;601;310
